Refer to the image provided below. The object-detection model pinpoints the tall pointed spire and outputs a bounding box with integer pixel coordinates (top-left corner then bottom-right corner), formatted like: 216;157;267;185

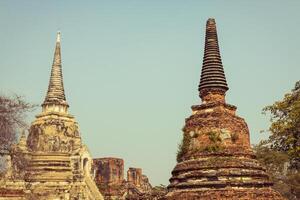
42;32;68;113
199;18;228;100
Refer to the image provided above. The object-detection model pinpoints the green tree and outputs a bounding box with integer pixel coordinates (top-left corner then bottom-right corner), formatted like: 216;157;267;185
256;81;300;199
254;143;299;200
262;81;300;169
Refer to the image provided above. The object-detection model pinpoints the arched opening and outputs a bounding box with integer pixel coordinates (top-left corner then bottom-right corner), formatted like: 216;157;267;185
83;157;89;175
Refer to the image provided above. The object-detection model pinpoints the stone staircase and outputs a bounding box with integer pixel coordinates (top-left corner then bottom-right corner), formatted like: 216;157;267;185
84;172;104;200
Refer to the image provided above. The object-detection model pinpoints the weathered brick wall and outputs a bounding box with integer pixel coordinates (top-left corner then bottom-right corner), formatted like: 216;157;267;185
93;159;154;200
127;168;142;187
93;158;124;185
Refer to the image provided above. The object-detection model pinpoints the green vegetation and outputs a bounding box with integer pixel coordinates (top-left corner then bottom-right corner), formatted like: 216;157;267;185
176;131;225;162
207;131;221;143
256;81;300;200
254;143;299;200
262;81;300;169
203;144;224;153
204;131;223;153
176;133;192;162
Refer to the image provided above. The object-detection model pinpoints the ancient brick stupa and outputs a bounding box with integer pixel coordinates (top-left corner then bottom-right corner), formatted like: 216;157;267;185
164;19;284;200
23;32;103;200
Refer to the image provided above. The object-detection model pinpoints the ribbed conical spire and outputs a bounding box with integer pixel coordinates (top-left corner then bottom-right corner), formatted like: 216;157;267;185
199;18;228;98
42;32;68;109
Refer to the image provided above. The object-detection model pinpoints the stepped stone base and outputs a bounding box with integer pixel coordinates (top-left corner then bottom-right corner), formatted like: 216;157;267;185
25;152;72;182
165;154;285;200
164;188;284;200
0;181;26;200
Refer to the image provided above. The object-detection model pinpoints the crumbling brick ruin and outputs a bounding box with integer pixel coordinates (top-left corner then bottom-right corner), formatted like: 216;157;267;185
126;168;153;200
94;158;125;186
127;168;142;187
163;18;285;200
93;158;152;200
93;158;126;199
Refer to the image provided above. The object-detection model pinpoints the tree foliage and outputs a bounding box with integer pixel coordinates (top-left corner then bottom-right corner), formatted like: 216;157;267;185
0;94;36;152
256;81;300;199
254;143;300;200
262;81;300;169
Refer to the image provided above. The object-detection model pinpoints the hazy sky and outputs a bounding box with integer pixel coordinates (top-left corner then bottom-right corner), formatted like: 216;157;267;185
1;1;299;186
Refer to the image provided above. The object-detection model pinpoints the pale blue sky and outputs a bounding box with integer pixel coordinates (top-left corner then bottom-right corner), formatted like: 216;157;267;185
1;1;299;185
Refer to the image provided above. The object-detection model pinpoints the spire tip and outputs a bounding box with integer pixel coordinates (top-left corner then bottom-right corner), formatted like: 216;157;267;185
207;18;216;25
56;31;61;43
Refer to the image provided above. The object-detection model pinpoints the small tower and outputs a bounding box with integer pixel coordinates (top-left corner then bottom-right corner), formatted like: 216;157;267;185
164;19;285;200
